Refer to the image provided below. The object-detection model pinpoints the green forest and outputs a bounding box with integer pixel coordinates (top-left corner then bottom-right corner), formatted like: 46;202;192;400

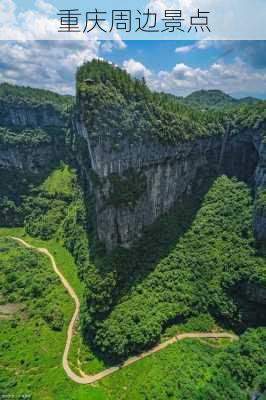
0;82;74;112
90;176;266;359
183;89;259;110
77;60;266;144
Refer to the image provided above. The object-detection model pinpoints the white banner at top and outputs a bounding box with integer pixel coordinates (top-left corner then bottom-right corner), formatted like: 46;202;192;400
0;0;265;40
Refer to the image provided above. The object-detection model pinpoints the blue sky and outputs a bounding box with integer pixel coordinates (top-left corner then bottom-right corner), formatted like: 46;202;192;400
0;40;265;99
105;41;266;99
0;0;265;98
106;41;234;72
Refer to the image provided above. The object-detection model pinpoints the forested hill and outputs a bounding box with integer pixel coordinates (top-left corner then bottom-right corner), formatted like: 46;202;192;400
182;89;259;110
0;83;72;225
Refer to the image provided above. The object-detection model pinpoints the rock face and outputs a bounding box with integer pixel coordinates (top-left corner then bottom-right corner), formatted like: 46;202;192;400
253;211;266;244
0;100;65;128
74;116;261;251
0;103;66;175
1;95;265;252
253;136;266;244
0;142;63;174
243;282;266;305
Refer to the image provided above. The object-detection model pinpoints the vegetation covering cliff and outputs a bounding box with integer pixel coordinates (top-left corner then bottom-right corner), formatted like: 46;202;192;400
76;60;265;144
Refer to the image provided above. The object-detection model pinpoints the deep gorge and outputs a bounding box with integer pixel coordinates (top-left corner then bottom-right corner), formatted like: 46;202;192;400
0;61;266;363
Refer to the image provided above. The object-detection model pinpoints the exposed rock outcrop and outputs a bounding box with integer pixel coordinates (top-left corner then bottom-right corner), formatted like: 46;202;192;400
74;115;260;251
0;100;67;174
253;211;266;244
243;282;266;305
0;100;65;128
253;135;266;244
0;142;63;174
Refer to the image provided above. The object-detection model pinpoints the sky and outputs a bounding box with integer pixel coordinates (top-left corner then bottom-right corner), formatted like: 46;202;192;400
1;0;266;40
0;40;265;99
0;0;265;98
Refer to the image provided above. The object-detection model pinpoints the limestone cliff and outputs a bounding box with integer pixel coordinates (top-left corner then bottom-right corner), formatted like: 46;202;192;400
0;140;64;174
74;114;261;251
73;61;266;250
74;60;266;251
0;100;65;128
0;93;69;174
243;282;266;305
1;69;265;252
253;137;266;245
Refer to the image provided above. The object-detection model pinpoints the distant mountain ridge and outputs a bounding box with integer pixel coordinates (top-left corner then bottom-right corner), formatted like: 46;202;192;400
183;89;259;109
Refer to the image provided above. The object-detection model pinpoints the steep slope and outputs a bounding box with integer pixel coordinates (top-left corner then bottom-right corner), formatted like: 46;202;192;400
0;83;72;171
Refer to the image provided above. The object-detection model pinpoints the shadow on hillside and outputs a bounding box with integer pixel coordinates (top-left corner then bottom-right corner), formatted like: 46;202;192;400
81;156;262;363
90;170;218;310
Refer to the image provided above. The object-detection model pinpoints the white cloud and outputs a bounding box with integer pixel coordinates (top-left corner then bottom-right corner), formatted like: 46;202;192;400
175;42;212;54
196;40;212;50
0;0;16;24
0;0;128;44
101;39;127;53
174;41;215;54
35;0;57;15
150;57;266;96
0;0;97;40
0;39;265;99
0;41;100;94
123;59;152;79
146;0;266;40
147;0;197;16
175;45;193;53
0;0;16;26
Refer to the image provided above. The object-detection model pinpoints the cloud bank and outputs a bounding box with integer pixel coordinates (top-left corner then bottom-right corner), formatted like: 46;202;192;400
0;40;265;99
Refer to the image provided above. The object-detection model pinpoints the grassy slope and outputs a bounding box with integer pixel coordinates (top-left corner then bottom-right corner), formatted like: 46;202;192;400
41;164;75;196
100;340;225;400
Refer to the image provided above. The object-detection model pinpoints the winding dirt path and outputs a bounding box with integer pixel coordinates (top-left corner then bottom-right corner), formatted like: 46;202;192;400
10;236;239;385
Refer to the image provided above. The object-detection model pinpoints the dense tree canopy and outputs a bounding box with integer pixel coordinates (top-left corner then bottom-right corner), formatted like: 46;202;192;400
76;60;266;144
0;83;74;112
183;89;259;110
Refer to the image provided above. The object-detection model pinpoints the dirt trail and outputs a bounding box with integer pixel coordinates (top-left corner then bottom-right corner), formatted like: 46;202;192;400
10;236;239;385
